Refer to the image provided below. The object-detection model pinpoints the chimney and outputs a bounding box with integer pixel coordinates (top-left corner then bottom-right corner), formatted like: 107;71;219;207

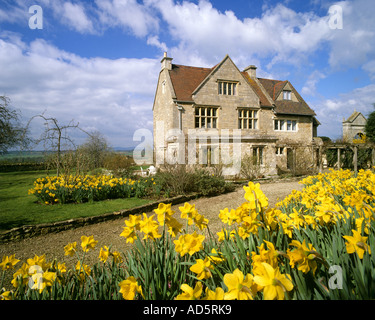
161;52;173;71
243;65;257;78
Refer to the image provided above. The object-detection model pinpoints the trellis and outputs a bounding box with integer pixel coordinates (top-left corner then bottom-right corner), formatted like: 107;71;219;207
323;143;375;175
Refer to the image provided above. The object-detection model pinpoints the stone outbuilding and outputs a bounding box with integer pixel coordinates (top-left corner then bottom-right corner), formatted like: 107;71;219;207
342;110;367;142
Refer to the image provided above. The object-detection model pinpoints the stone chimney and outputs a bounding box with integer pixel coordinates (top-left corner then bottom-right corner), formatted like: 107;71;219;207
243;65;257;78
161;52;173;71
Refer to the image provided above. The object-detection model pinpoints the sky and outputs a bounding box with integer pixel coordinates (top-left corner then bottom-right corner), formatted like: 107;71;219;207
1;0;375;150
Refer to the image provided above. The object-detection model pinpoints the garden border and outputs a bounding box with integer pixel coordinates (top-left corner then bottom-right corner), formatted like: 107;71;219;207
0;193;203;244
0;174;306;244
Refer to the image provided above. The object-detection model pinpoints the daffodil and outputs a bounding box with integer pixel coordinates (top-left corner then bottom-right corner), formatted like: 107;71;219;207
190;258;213;280
0;254;20;270
179;202;198;225
175;282;203;300
287;239;319;274
154;203;174;226
120;226;137;243
64;242;77;256
99;246;110;263
174;231;205;257
343;229;371;259
243;182;268;210
223;268;256;300
202;287;224;300
119;276;144;300
139;214;161;241
81;235;98;252
253;262;293;300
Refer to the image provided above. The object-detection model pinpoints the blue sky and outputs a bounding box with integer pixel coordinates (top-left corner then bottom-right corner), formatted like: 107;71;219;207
1;0;375;149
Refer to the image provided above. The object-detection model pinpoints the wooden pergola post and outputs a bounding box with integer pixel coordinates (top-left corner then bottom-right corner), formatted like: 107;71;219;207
353;145;358;176
337;148;341;170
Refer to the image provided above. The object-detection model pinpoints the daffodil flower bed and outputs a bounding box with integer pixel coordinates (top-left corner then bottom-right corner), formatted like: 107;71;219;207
28;175;154;204
2;168;375;300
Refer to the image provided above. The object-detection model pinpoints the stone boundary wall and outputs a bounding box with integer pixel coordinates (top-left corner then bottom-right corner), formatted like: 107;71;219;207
0;193;202;244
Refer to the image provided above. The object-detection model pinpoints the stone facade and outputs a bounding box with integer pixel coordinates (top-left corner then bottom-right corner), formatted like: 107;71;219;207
342;111;367;142
153;53;320;176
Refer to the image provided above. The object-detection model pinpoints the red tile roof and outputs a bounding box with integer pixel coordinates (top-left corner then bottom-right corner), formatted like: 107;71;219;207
168;62;316;117
169;64;213;102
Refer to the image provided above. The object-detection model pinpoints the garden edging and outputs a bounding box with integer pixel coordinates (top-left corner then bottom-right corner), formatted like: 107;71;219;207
0;193;203;244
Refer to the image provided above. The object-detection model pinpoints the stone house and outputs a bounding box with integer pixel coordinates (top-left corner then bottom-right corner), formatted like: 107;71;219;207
342;110;367;142
152;53;320;176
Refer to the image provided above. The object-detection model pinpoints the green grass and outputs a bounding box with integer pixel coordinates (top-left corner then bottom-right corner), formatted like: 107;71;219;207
0;170;153;231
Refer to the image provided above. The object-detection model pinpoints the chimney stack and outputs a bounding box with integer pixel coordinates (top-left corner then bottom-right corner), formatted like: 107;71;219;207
244;65;257;78
161;52;173;71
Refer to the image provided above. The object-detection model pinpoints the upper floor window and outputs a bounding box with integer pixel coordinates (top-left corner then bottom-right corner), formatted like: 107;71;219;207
283;90;291;100
195;107;218;129
218;81;237;96
274;119;297;132
238;109;258;129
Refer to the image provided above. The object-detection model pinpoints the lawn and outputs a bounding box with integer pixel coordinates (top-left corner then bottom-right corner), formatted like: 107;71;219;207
0;170;153;231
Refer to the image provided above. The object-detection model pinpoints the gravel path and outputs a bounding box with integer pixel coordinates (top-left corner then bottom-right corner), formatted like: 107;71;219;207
0;179;303;275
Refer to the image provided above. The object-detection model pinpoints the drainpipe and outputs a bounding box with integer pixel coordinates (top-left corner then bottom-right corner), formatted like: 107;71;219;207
177;105;183;131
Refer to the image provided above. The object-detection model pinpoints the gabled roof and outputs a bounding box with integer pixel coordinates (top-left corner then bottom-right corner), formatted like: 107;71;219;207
167;56;316;117
343;110;367;123
168;64;213;102
258;78;316;116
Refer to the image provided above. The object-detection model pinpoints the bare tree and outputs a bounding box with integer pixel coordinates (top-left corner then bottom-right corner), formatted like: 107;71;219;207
27;112;88;176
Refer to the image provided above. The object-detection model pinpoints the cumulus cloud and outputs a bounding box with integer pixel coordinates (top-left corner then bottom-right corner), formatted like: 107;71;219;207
95;0;159;37
0;35;159;147
59;1;95;34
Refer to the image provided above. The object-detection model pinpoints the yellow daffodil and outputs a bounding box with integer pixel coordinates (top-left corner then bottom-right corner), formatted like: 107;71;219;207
343;229;371;259
175;282;203;300
154;203;174;226
190;257;213;280
223;268;256;300
179;202;198;225
202;287;224;300
64;242;77;256
99;246;110;263
119;276;144;300
287;239;319;274
139;214;161;241
0;254;20;270
174;231;205;257
120;226;137;243
253;262;293;300
243;182;269;210
81;235;98;252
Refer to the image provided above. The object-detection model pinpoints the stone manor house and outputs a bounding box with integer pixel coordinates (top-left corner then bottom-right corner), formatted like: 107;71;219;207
152;53;321;176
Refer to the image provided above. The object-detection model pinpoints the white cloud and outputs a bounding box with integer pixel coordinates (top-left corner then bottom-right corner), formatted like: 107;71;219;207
301;70;326;96
147;0;332;69
0;36;159;148
147;35;168;52
60;2;95;34
95;0;159;37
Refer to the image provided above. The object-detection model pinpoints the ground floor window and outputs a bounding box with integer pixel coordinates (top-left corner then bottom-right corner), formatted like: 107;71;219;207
253;147;263;165
276;147;284;155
